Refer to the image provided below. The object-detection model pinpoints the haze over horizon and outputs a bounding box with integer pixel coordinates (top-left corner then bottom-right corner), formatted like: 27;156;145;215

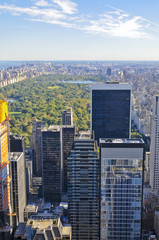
1;0;159;61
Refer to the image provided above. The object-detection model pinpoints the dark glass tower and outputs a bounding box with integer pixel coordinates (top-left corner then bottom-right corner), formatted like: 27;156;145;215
10;135;25;153
68;131;99;240
42;128;61;203
62;126;75;193
30;120;46;177
42;125;75;202
91;83;132;142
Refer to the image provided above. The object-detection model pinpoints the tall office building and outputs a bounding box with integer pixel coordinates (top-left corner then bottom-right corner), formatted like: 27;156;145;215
25;149;33;201
30;120;46;177
107;67;111;76
0;100;12;238
68;131;99;240
0;100;11;214
62;107;73;125
10;135;25;153
10;152;27;224
42;125;75;202
150;95;159;191
42;126;62;202
100;138;144;240
144;152;150;184
62;126;75;193
91;83;132;142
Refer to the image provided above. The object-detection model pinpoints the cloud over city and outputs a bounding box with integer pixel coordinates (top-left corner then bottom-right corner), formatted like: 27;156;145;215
0;0;158;39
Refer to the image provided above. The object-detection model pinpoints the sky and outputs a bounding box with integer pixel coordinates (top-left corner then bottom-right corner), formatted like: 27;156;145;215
0;0;159;61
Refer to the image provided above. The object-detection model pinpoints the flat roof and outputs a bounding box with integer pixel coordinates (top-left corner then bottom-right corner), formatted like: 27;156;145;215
27;219;54;230
24;205;38;212
62;226;71;236
10;152;23;161
46;125;75;132
100;138;144;144
10;135;24;140
91;83;132;90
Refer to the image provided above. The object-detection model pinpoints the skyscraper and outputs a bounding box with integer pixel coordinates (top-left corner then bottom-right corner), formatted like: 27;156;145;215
100;138;144;240
107;67;111;76
0;100;11;215
10;135;25;153
10;152;27;224
68;131;99;240
91;83;132;142
150;95;159;191
0;100;12;238
30;120;46;177
62;126;75;193
62;107;73;125
42;126;62;202
42;125;75;202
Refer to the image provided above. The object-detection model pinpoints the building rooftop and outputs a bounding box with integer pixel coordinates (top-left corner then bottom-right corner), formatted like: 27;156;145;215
62;225;72;236
24;205;38;212
27;219;56;230
9;152;23;161
91;82;132;90
75;131;93;139
100;138;144;144
10;135;24;140
46;125;75;132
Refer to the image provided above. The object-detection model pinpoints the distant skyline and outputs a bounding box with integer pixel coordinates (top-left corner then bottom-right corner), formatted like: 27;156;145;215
0;0;159;60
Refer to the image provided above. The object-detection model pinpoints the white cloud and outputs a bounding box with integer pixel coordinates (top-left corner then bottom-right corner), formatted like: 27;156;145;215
52;0;77;14
34;0;51;7
81;13;152;39
0;4;66;19
0;1;157;39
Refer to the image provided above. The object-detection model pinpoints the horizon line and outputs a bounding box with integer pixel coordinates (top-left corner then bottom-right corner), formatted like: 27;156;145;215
1;59;159;62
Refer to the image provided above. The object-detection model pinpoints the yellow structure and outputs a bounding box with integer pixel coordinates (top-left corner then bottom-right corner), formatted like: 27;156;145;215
0;100;11;213
0;100;9;123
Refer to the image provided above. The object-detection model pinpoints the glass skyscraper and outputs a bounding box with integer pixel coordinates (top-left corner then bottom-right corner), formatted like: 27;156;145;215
91;83;132;142
100;139;144;240
68;132;99;240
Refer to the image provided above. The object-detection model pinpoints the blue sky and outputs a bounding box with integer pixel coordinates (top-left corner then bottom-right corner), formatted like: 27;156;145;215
0;0;159;60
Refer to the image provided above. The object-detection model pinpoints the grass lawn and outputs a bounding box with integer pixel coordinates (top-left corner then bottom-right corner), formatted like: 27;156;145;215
48;86;60;90
9;112;22;115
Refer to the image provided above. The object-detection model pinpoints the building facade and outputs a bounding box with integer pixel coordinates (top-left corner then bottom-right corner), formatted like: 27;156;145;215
150;95;159;191
42;125;75;202
62;107;73;126
68;132;99;240
62;126;75;193
91;83;132;142
42;127;62;203
10;152;27;224
10;135;25;153
144;152;150;184
0;100;11;215
30;120;46;177
0;100;12;238
100;139;144;240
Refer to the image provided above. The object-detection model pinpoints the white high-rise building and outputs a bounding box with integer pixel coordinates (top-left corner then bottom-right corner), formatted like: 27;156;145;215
150;95;159;190
100;138;144;240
